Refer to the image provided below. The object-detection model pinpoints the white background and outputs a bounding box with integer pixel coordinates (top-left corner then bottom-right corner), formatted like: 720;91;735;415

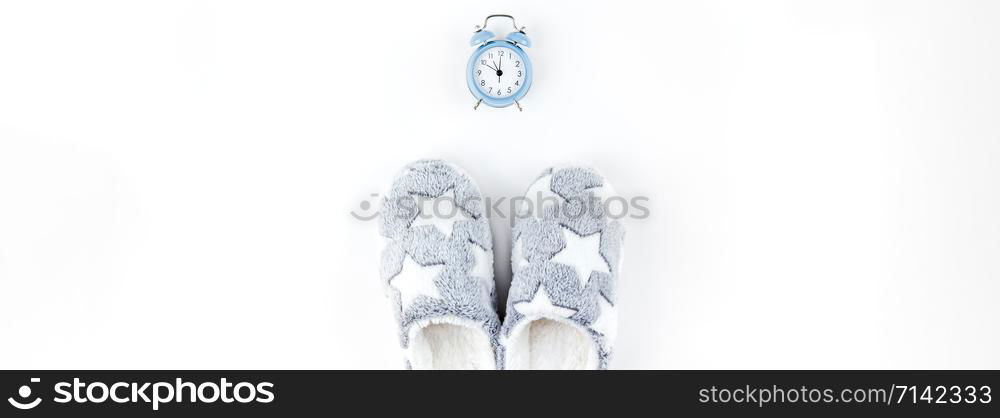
1;0;998;369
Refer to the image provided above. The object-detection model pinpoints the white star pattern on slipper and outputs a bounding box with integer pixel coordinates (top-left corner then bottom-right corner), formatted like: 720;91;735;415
469;243;492;279
510;238;529;272
469;243;494;305
518;174;557;217
549;227;610;288
589;297;618;346
409;189;471;237
513;287;577;319
390;255;443;312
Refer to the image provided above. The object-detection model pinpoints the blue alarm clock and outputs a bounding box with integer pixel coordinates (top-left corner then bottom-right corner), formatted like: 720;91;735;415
467;14;532;111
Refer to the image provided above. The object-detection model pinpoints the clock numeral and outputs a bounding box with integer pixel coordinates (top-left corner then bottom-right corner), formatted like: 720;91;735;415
481;60;486;65
488;87;492;93
498;50;504;56
507;87;512;94
515;61;520;67
481;80;486;86
515;80;519;86
517;71;522;77
477;69;481;76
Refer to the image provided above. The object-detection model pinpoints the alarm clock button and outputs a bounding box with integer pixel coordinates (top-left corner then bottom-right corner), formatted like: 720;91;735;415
470;31;495;46
505;31;531;47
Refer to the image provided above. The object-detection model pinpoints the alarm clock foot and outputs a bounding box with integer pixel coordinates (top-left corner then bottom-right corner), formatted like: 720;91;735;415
514;100;523;112
473;99;482;110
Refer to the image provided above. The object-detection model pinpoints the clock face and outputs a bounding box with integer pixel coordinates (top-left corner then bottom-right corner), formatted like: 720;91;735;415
472;46;526;99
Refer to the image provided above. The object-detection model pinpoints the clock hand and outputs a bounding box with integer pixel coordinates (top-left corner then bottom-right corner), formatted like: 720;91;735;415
497;56;503;84
486;63;498;72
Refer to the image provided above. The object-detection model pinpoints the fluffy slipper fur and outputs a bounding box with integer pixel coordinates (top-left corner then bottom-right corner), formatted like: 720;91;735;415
378;159;501;369
501;166;625;370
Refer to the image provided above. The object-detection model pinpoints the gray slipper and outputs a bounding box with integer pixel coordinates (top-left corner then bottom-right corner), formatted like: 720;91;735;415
378;159;501;369
501;166;625;369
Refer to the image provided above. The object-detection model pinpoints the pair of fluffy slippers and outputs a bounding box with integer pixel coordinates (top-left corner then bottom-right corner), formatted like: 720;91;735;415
378;160;624;370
